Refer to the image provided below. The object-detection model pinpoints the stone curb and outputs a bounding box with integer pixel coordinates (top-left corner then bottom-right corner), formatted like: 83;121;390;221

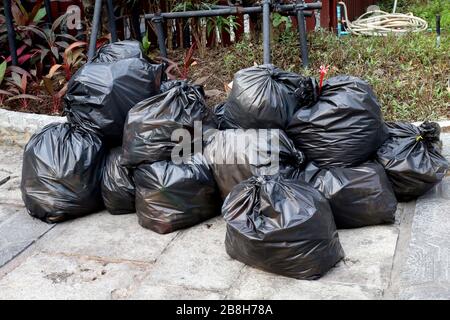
0;108;449;147
0;109;66;147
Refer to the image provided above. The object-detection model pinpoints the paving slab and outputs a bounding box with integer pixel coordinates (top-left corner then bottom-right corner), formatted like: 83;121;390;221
322;226;398;289
37;211;178;263
133;217;244;292
0;176;22;206
130;283;224;300
0;146;23;207
0;145;23;174
0;252;147;300
0;212;54;268
226;267;382;300
441;134;450;157
0;205;21;225
397;176;450;300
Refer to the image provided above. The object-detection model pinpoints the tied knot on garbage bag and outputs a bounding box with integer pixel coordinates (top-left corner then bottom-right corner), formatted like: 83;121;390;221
223;175;344;280
418;121;442;146
376;121;449;202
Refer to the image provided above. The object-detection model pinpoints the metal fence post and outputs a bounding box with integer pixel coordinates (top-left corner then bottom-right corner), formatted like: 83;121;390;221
3;0;18;65
296;1;309;68
152;14;168;58
262;0;271;64
44;0;53;24
106;0;118;42
88;0;103;60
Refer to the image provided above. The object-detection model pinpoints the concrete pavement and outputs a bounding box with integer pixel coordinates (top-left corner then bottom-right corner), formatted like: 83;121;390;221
0;134;449;299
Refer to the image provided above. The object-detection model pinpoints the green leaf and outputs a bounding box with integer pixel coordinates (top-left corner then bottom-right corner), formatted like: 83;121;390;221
0;61;6;86
33;7;47;23
142;31;150;54
7;94;42;101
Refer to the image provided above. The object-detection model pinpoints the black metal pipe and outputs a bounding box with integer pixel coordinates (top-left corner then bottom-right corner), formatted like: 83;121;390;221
44;0;53;24
144;3;319;20
145;7;261;20
183;18;191;48
296;1;309;68
436;14;441;47
152;15;168;58
131;3;142;42
106;0;118;42
88;0;103;60
284;11;313;17
3;0;18;65
262;0;271;64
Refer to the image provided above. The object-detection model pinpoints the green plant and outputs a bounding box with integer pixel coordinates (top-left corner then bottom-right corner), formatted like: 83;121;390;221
11;0;46;26
377;0;450;28
1;65;42;110
142;30;151;55
223;29;449;121
163;42;197;80
20;13;80;66
272;12;293;30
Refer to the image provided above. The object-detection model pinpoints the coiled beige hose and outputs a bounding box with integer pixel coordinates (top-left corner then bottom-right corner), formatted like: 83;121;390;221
339;1;428;36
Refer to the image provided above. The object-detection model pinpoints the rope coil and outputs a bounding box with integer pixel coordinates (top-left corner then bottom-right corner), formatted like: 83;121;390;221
339;1;428;36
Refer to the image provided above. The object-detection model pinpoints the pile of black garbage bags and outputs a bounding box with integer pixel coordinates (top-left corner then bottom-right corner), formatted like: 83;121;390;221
21;41;449;280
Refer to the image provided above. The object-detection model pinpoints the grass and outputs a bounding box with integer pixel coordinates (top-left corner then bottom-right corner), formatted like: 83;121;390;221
378;0;450;28
221;30;449;122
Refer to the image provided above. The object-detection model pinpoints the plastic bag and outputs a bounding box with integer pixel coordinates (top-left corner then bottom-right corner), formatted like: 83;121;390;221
121;82;212;167
376;121;449;201
298;161;397;228
65;42;163;146
203;129;305;198
287;76;389;168
92;40;145;62
223;64;317;129
223;176;344;280
101;147;135;215
21;123;106;223
134;154;220;234
212;102;239;130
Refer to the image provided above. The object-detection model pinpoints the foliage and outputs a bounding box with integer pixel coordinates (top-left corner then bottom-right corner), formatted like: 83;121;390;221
377;0;450;28
223;30;449;122
0;2;88;114
170;0;240;55
142;30;151;55
163;42;198;80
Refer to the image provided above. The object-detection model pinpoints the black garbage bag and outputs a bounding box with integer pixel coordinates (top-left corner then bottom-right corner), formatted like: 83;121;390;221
134;154;220;234
211;102;240;130
287;76;389;168
21;123;106;223
92;40;145;62
223;176;344;280
298;161;397;228
101;147;135;215
224;64;317;129
203;129;305;198
121;82;212;167
65;42;163;146
376;121;449;201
